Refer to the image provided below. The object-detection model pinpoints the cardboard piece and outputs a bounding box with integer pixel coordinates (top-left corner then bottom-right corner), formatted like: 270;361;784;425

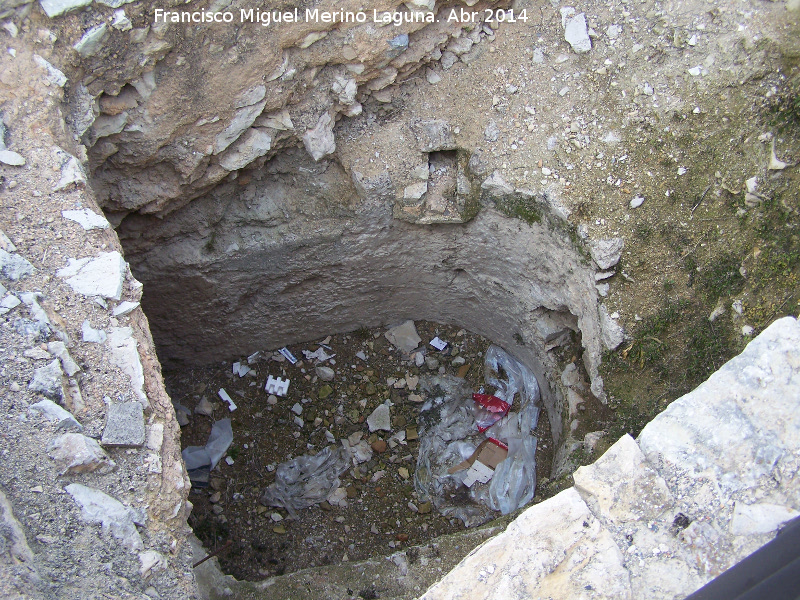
447;438;508;473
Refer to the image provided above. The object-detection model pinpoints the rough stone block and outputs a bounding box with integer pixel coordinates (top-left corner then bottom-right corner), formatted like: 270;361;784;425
101;402;145;447
573;434;674;524
420;488;631;599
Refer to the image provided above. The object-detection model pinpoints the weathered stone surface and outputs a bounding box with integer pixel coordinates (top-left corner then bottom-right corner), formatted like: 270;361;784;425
53;154;87;191
57;252;126;300
65;484;143;551
599;305;624;350
82;320;107;343
47;433;115;475
302;113;336;161
32;54;67;87
47;341;81;377
409;119;455;152
39;0;91;17
28;359;64;402
214;100;268;154
112;300;139;316
573;434;673;523
218;128;272;171
0;249;34;281
101;401;145;447
480;171;514;197
74;24;109;58
638;317;800;494
62;209;110;230
420;488;631;599
0;488;37;585
106;327;147;405
589;238;624;270
384;320;422;353
730;502;800;536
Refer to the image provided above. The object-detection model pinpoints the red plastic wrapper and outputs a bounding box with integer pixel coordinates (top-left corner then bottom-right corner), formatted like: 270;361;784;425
472;393;511;433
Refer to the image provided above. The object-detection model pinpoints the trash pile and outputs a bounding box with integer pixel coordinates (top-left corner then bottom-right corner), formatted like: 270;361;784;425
256;344;540;528
413;345;540;526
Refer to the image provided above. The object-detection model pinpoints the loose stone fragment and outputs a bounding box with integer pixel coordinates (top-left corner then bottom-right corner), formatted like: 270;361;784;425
28;359;64;402
367;404;391;433
384;320;422;353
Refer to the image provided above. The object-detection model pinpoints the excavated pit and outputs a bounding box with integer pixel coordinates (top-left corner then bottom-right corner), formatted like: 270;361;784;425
109;147;607;581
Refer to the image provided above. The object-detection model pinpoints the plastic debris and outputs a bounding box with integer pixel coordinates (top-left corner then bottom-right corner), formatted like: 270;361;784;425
232;362;250;377
265;375;290;396
472;394;511;432
413;346;540;526
182;419;233;486
302;347;335;362
429;337;448;351
218;388;237;412
260;446;350;519
278;347;297;364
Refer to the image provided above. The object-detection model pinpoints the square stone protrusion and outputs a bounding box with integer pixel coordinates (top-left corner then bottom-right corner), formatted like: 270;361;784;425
101;402;145;447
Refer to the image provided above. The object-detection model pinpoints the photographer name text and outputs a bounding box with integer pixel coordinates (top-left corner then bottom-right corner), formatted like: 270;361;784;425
153;7;529;27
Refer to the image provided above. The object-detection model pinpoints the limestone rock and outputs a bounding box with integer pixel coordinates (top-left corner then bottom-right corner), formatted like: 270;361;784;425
0;249;34;281
112;301;139;316
599;305;624;350
420;488;631;599
0;150;25;166
218;128;272;171
101;401;145;447
409;119;455;152
235;85;266;108
28;359;64;402
57;252;126;300
384;320;422;353
81;320;107;343
302;113;336;161
573;434;673;523
564;13;592;54
29;399;81;430
32;54;66;87
139;550;167;577
638;317;800;494
39;0;91;18
47;433;115;474
214;100;268;154
65;483;143;551
730;502;800;535
367;404;391;433
62;209;109;230
481;171;514;198
316;366;335;381
73;24;109;58
47;341;81;377
589;238;624;270
53;154;87;191
106;327;147;405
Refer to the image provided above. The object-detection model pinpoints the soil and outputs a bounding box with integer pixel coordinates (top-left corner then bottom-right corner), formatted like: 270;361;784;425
165;320;555;581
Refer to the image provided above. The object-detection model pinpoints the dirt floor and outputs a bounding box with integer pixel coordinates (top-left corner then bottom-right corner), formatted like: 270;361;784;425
165;320;557;581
